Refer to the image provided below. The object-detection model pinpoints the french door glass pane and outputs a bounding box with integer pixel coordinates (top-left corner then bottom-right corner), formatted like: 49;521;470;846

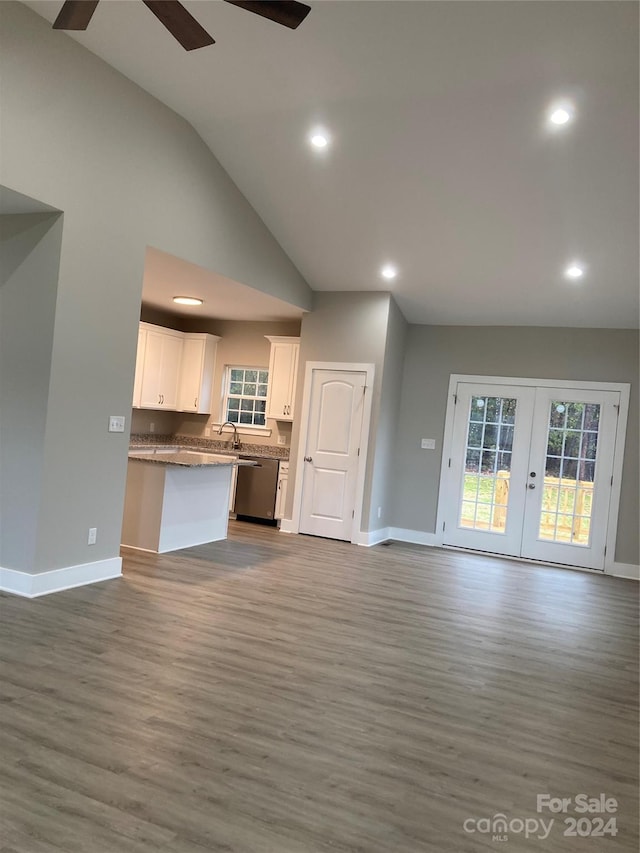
459;396;516;533
539;401;600;546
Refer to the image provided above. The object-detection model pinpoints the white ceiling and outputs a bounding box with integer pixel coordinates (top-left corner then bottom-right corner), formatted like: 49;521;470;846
25;0;639;328
142;246;305;320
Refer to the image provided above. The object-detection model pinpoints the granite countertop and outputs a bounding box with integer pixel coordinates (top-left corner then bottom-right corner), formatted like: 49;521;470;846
129;434;290;461
128;447;257;469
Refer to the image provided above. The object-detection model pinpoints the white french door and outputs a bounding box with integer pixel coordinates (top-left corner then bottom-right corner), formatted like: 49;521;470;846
441;380;622;570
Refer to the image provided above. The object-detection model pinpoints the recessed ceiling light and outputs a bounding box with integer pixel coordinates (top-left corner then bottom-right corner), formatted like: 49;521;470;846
380;264;398;281
173;296;203;306
548;103;574;127
564;263;585;280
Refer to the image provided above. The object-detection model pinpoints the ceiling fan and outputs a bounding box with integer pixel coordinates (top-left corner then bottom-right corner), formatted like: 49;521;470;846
52;0;311;51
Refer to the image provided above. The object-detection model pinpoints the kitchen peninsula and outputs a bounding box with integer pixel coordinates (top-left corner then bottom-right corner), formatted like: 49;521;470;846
122;447;255;553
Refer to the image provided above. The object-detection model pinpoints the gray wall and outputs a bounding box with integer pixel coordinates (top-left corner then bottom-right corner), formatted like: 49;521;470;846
367;296;407;529
392;326;639;564
0;2;311;573
291;291;392;525
0;212;62;569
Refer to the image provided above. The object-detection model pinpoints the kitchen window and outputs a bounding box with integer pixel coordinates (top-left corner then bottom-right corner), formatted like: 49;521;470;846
224;367;269;427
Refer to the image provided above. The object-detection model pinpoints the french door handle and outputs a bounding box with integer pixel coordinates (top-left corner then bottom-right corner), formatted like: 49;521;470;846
304;456;313;462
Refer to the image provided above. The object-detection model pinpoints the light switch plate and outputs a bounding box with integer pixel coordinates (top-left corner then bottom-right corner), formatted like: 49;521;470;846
109;415;126;433
421;438;436;450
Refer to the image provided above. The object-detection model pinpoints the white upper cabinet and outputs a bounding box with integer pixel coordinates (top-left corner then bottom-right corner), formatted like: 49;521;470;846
133;323;221;413
132;326;147;409
265;336;300;421
138;325;184;410
177;333;220;414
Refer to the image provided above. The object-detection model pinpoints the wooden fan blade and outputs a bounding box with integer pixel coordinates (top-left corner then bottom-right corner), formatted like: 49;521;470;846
53;0;100;30
142;1;215;50
223;1;311;30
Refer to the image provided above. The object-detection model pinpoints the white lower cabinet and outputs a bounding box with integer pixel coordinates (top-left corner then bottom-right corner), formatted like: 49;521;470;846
275;461;289;520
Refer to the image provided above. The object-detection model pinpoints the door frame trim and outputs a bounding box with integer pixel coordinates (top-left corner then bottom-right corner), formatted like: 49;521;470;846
290;362;375;544
436;374;631;574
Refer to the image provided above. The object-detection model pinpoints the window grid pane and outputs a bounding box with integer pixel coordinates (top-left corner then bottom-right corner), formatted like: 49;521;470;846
459;396;516;534
538;401;600;546
225;367;269;428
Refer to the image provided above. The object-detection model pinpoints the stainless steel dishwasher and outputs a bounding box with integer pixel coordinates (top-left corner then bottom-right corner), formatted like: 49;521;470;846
234;456;280;522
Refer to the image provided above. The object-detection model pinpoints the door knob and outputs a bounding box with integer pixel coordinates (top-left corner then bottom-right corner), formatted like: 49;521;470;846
529;471;537;478
528;483;536;489
304;456;313;462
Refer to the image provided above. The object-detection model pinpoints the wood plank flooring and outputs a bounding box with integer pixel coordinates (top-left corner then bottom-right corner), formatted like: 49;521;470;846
0;521;637;852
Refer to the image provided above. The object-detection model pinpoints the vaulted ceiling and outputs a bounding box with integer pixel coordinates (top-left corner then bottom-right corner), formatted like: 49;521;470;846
25;0;639;327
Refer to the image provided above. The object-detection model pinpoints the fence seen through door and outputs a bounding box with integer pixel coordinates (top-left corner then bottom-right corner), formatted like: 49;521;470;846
459;395;600;547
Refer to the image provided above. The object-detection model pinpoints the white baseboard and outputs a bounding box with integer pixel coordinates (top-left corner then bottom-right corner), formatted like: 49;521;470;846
355;527;390;547
0;557;122;598
387;527;440;547
279;518;295;534
609;562;640;581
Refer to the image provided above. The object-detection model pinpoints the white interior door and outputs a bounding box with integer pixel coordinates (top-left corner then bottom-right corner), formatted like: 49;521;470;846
299;370;366;541
442;380;621;570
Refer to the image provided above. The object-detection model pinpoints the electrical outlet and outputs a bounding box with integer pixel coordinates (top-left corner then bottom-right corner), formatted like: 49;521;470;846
88;527;97;545
149;422;155;433
421;438;436;450
205;426;211;437
377;506;382;519
277;435;286;446
108;415;125;433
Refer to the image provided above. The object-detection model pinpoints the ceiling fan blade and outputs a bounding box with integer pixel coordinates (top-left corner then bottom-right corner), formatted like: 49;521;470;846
223;1;311;30
142;1;215;50
53;0;100;30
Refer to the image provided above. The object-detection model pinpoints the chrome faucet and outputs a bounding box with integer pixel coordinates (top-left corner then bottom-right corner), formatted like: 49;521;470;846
218;421;241;450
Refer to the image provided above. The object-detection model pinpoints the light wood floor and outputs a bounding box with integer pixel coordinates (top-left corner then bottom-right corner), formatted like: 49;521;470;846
0;521;637;852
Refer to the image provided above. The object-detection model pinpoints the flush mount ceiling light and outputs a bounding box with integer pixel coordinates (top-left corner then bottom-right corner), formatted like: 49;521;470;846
564;263;585;280
173;296;203;305
308;127;331;150
380;264;398;281
310;134;329;149
548;102;574;127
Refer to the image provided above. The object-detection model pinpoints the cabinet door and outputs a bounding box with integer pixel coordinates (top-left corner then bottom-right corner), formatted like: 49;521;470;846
177;337;205;412
139;328;183;409
286;344;299;420
275;463;289;519
177;334;219;414
132;327;147;408
159;332;183;409
139;329;164;408
266;340;299;421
